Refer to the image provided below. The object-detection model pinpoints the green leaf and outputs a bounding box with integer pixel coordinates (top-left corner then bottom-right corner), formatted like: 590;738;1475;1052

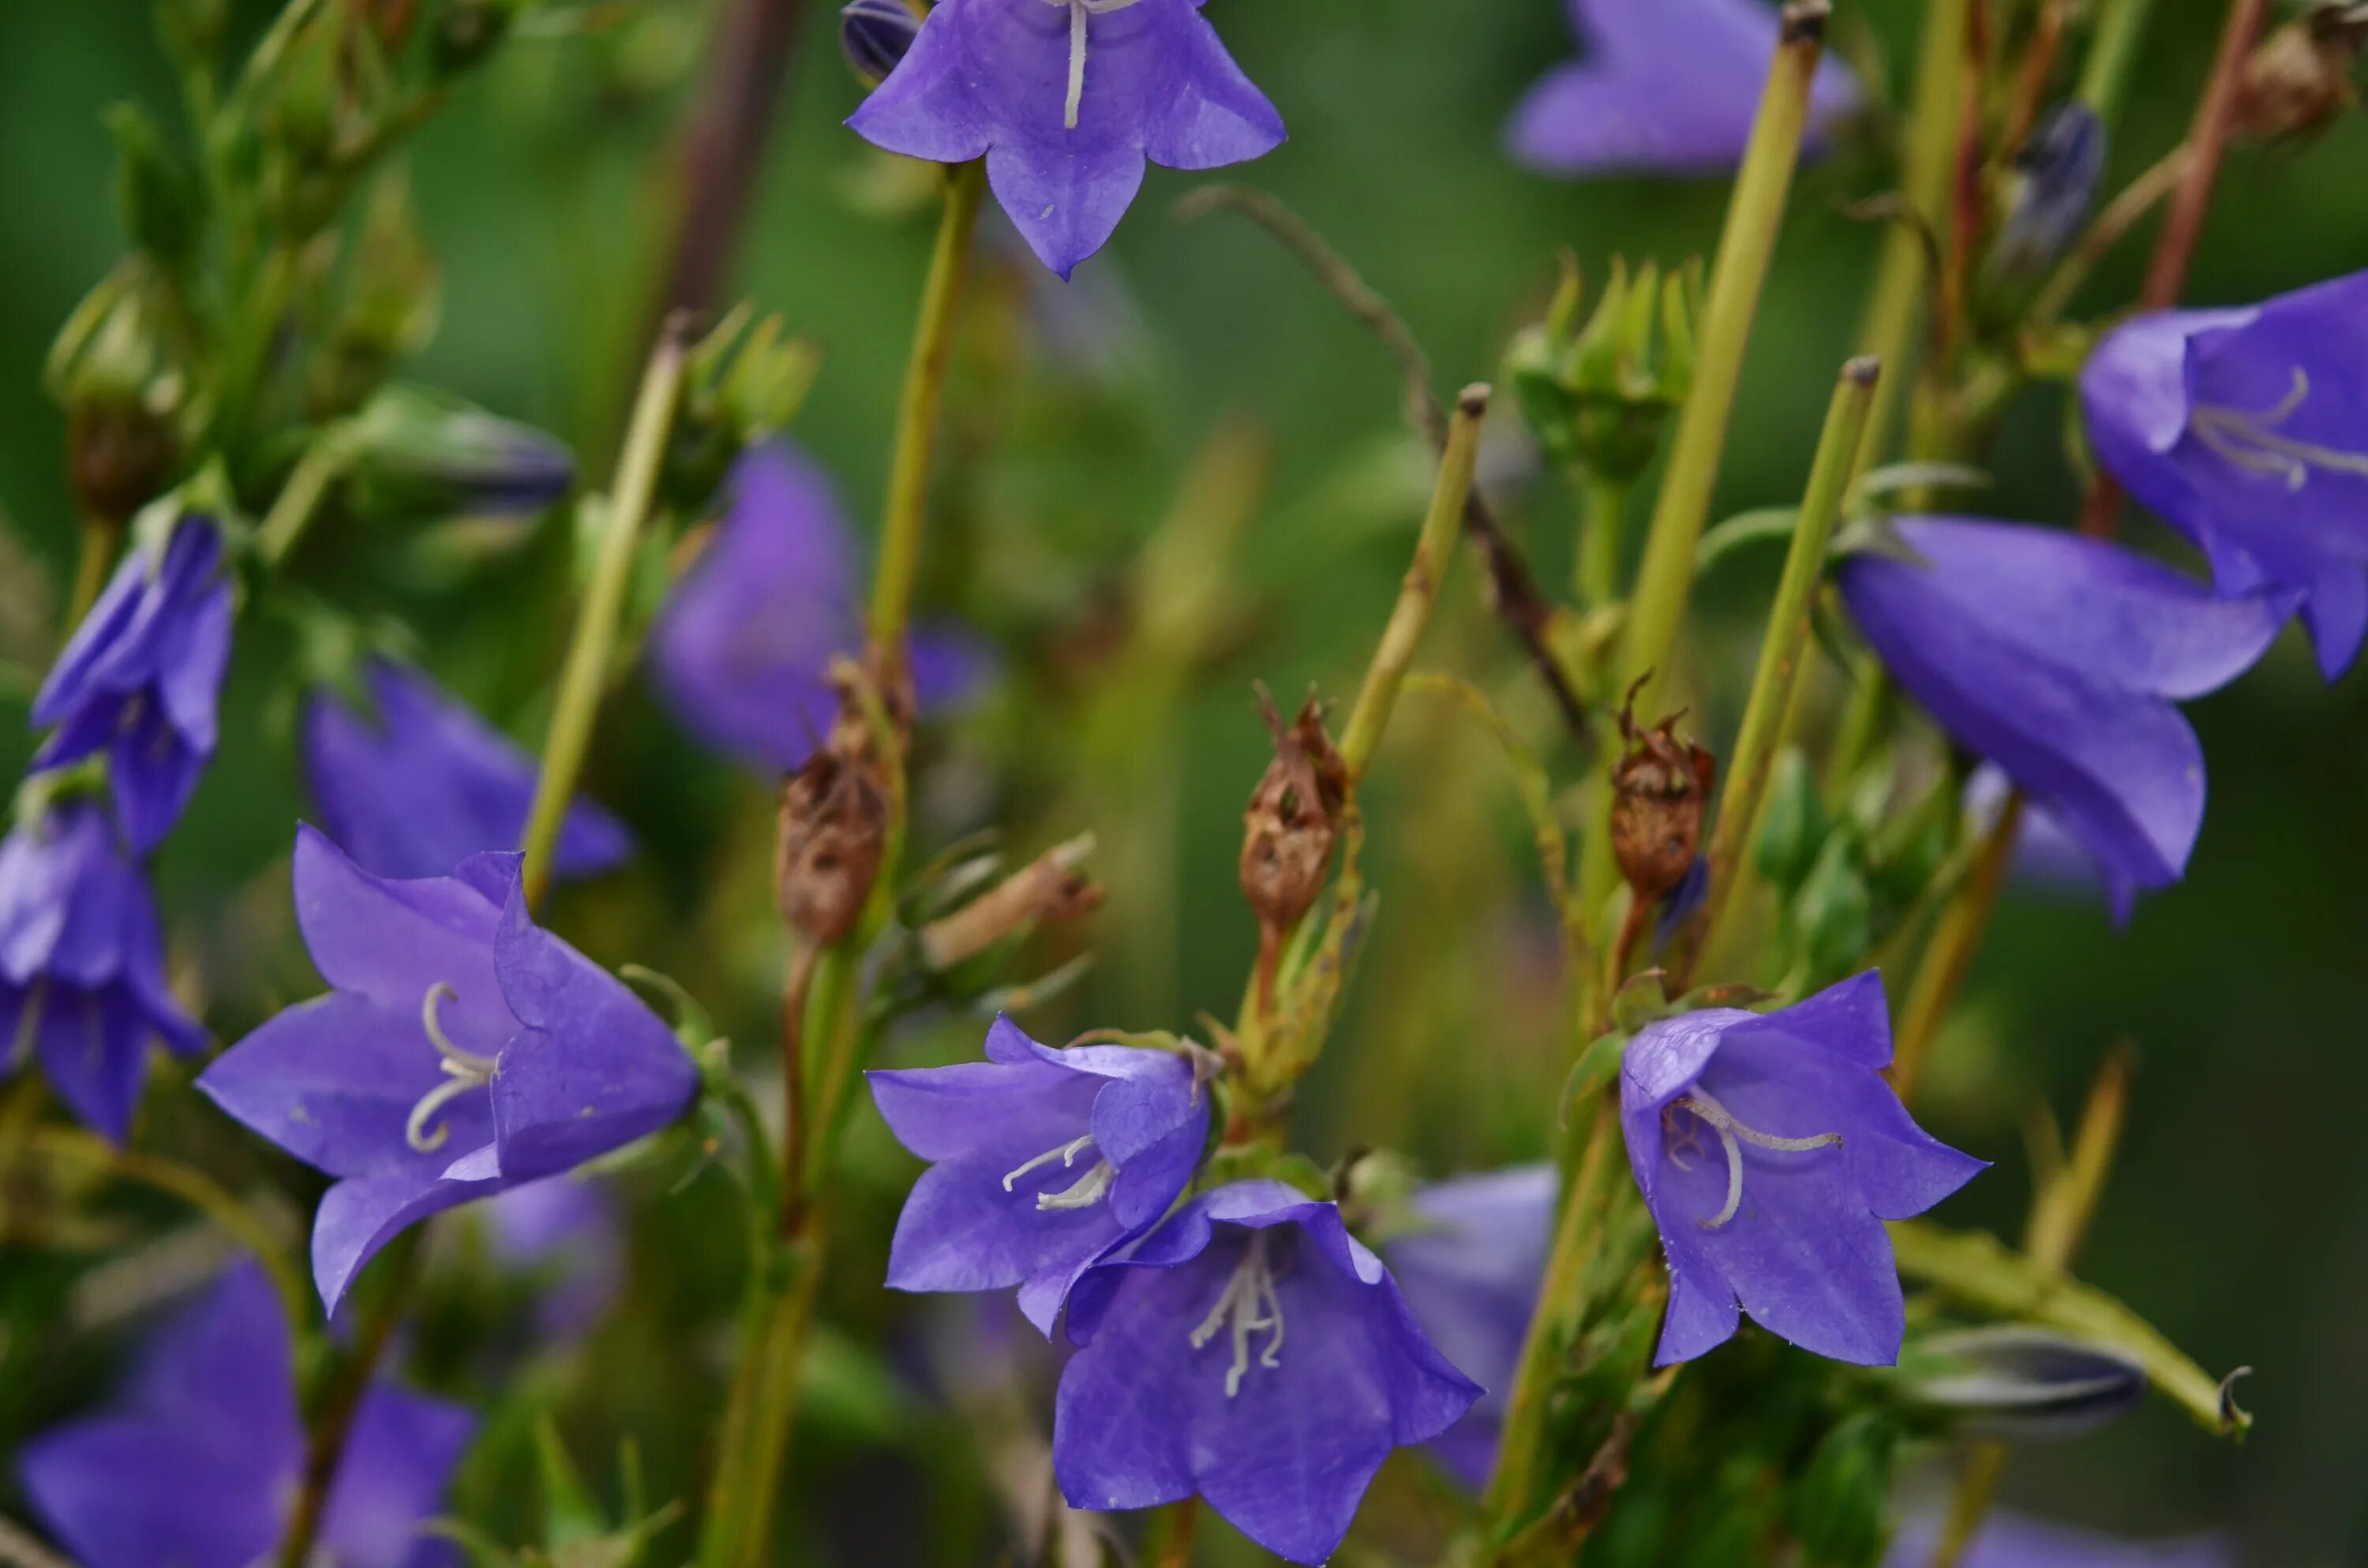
534;1416;608;1547
1693;507;1800;578
1561;1030;1628;1124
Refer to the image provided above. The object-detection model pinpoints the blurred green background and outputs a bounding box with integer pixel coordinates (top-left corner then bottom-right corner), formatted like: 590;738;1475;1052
2;0;2366;1561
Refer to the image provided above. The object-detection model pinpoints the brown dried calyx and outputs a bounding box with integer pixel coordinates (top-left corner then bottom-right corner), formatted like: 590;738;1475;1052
1238;687;1349;937
2235;5;2367;143
777;668;897;945
1609;675;1716;905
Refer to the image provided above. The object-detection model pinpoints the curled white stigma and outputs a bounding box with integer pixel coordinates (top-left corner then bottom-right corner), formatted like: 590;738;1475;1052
1669;1086;1842;1231
1034;0;1152;131
1188;1230;1286;1398
1002;1132;1096;1191
2190;366;2368;492
405;982;496;1153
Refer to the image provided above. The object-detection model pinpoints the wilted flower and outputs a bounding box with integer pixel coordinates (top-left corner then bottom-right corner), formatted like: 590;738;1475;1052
847;0;1285;278
1054;1180;1481;1565
1990;103;2104;282
33;515;232;851
0;797;204;1141
198;826;700;1311
1838;518;2291;917
1883;1510;2230;1568
16;1263;474;1568
304;657;631;883
867;1015;1208;1331
1621;972;1984;1367
2081;267;2368;679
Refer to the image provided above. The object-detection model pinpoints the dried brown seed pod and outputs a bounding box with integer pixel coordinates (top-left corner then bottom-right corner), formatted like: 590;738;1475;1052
1609;674;1717;905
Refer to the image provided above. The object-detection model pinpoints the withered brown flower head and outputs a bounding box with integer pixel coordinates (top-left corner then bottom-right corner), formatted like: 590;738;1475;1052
1609;675;1717;904
2235;7;2366;144
777;668;898;945
1238;687;1349;936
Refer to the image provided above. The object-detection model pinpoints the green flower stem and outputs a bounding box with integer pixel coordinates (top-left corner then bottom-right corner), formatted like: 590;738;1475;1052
254;436;352;568
519;319;691;910
64;515;126;635
273;1229;425;1568
1576;470;1629;611
2074;0;2157;122
1889;793;2020;1106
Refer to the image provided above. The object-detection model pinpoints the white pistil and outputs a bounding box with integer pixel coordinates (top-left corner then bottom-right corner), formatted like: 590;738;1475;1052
1036;1158;1117;1211
1670;1086;1842;1231
1188;1230;1286;1397
2190;365;2368;492
1033;0;1152;132
1002;1132;1096;1192
405;982;496;1153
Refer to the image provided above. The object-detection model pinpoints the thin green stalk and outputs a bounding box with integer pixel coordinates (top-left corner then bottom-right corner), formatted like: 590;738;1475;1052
272;1231;423;1568
1890;795;2020;1106
64;516;126;635
2074;0;2157;122
1577;470;1629;611
255;438;351;568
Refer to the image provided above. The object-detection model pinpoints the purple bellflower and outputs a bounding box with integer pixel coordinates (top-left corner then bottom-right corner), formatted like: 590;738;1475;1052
17;1263;474;1568
32;515;233;851
1621;972;1984;1368
484;1176;625;1340
650;443;987;773
847;0;1285;279
1838;517;2290;919
2081;267;2368;679
1508;0;1860;178
1884;1510;2230;1568
867;1014;1208;1333
1053;1180;1482;1565
304;657;631;883
198;825;700;1312
0;797;204;1141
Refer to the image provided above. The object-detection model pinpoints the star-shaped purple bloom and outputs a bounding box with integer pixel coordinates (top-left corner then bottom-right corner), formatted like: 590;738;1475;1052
17;1263;474;1568
1838;517;2291;919
33;515;233;851
2081;267;2368;679
1883;1510;2230;1568
1053;1180;1482;1566
0;797;204;1141
867;1014;1208;1333
847;0;1285;279
1508;0;1860;178
1621;973;1984;1368
649;443;987;773
304;657;631;883
197;825;701;1312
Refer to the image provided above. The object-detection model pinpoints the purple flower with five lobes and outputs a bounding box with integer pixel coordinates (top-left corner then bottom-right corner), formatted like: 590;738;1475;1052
1052;1180;1482;1565
846;0;1285;279
197;825;701;1312
0;797;204;1141
32;515;233;851
2081;266;2368;679
17;1263;474;1568
1837;517;2291;920
304;656;632;883
1621;972;1984;1368
1508;0;1861;179
866;1014;1209;1332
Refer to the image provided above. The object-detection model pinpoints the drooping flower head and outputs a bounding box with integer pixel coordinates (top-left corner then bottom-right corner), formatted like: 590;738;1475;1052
1883;1510;2231;1568
867;1014;1208;1332
304;657;631;883
0;795;204;1141
2081;266;2368;679
198;826;700;1311
1508;0;1860;179
848;0;1285;278
1838;517;2291;919
1055;1180;1482;1565
17;1263;474;1568
33;515;233;851
1621;973;1984;1368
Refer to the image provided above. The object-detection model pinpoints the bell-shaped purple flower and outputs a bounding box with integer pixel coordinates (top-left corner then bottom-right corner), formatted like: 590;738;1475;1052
1621;973;1984;1368
0;797;204;1141
1837;517;2290;919
16;1263;474;1568
1508;0;1860;178
650;443;987;772
197;825;700;1312
867;1014;1208;1332
303;657;631;883
2081;267;2368;679
1053;1180;1482;1566
847;0;1285;279
1884;1510;2230;1568
32;515;233;851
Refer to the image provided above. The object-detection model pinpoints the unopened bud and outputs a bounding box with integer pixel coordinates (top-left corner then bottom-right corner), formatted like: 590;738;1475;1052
1990;103;2104;282
2234;6;2366;143
666;305;822;512
842;0;923;88
1238;690;1348;937
345;384;575;519
1505;256;1695;485
1901;1327;2147;1439
1609;678;1715;905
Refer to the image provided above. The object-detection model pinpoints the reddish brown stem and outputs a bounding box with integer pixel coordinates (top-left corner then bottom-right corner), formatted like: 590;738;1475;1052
657;0;811;316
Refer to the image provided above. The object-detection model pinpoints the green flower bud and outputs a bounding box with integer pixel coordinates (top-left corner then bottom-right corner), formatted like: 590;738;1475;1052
343;384;576;521
1503;255;1699;485
662;305;822;511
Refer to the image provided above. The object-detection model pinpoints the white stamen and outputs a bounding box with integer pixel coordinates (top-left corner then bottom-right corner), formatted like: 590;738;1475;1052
1670;1087;1842;1231
1036;1158;1117;1210
1188;1230;1286;1397
2190;365;2368;492
420;982;497;1076
1002;1132;1097;1192
1032;0;1151;133
404;982;494;1152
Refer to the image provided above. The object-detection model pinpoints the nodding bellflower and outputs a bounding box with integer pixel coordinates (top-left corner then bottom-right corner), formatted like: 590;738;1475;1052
198;826;700;1312
1621;973;1984;1368
1838;518;2292;919
32;515;233;851
17;1263;474;1568
0;797;204;1141
2081;266;2368;679
1054;1180;1482;1566
846;0;1285;279
866;1014;1208;1333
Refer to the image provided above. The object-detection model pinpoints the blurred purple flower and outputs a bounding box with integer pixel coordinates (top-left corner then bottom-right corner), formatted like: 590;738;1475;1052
198;826;699;1312
484;1175;625;1340
33;516;232;851
650;443;988;773
1508;0;1860;178
1381;1163;1556;1491
842;0;924;85
847;0;1284;278
1054;1180;1480;1565
1963;765;2101;899
867;1014;1208;1333
17;1263;474;1568
1838;517;2290;919
1885;1510;2231;1568
1621;972;1984;1367
0;797;204;1141
304;657;631;883
2081;267;2368;679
